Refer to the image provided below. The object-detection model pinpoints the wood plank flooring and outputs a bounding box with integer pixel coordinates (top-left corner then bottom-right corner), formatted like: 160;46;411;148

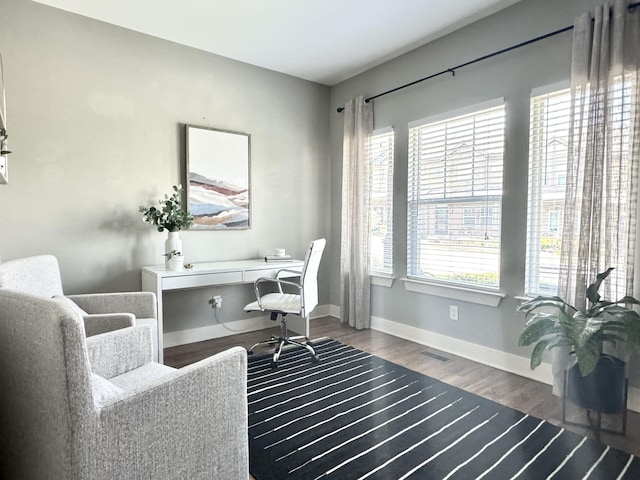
165;316;640;459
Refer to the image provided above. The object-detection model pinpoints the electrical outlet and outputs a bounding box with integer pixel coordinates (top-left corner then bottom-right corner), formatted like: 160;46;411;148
212;295;222;308
449;305;458;321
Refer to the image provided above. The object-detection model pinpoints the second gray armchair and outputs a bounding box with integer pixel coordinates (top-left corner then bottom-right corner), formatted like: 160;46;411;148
0;254;160;361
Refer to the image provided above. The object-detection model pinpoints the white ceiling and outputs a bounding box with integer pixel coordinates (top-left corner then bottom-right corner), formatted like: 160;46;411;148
33;0;522;86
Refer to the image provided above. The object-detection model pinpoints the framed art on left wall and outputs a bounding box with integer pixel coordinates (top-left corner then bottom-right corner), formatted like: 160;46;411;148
185;124;251;230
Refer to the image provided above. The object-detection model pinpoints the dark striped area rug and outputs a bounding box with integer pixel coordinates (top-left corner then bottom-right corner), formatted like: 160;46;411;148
247;339;639;480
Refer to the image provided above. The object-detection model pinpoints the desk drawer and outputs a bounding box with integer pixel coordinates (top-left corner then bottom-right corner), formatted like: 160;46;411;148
244;268;301;283
244;268;278;284
162;271;243;290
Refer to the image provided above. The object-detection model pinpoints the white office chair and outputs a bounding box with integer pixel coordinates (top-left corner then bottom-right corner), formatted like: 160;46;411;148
245;238;326;368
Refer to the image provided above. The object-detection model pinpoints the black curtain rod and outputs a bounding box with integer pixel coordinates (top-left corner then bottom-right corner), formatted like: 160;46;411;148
337;1;640;113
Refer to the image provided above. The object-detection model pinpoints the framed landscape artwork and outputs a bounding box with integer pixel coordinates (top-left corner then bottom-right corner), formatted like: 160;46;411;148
185;125;251;230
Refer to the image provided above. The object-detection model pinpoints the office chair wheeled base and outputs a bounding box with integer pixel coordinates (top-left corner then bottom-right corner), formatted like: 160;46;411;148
247;312;319;368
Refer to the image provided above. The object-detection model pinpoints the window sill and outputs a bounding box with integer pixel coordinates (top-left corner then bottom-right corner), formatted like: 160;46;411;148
371;274;395;288
401;278;505;307
514;295;532;302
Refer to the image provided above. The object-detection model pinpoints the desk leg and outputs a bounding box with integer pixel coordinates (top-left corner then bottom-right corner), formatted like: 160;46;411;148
142;271;164;364
287;315;309;339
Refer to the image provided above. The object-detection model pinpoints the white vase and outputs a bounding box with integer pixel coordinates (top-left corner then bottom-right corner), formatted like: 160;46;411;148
165;231;182;266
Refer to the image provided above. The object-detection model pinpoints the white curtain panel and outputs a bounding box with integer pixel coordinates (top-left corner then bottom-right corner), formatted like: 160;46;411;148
340;96;373;329
554;0;640;394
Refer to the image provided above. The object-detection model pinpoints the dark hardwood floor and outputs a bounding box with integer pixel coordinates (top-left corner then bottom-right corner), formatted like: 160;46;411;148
165;316;640;458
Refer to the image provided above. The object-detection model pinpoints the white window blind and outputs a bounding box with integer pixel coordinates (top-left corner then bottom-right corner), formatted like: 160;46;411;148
407;100;505;288
525;86;570;296
368;128;394;275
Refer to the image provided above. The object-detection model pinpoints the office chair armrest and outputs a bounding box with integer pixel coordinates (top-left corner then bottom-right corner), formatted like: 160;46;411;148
254;276;301;301
276;268;302;279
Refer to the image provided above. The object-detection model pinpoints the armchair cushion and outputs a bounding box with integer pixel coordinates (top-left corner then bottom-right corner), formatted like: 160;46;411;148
108;362;176;391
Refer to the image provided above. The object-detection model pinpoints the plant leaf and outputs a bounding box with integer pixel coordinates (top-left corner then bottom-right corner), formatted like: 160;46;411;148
586;267;614;304
575;342;600;376
523;312;562;328
616;295;640;305
519;318;562;346
530;339;553;370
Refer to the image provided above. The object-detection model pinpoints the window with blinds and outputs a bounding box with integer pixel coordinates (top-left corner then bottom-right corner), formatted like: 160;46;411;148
525;85;570;296
407;100;505;288
369;128;394;275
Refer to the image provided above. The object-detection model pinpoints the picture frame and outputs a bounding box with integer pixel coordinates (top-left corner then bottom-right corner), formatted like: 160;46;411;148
185;124;251;230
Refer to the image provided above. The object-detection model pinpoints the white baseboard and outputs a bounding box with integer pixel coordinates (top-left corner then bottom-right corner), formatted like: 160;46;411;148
370;315;554;385
164;317;274;348
163;305;332;348
328;307;640;413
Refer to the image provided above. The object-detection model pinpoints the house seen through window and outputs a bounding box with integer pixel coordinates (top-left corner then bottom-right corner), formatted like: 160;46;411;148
407;100;505;288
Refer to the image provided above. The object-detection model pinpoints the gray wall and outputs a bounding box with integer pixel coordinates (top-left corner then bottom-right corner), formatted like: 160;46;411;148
0;0;331;331
329;0;606;358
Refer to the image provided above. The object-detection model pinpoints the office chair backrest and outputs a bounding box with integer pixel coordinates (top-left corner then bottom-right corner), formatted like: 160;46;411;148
300;238;326;317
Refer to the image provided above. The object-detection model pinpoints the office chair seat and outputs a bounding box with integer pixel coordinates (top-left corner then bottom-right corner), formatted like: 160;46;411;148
244;293;301;315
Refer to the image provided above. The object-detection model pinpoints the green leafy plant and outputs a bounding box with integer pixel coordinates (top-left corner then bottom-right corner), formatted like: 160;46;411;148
517;268;640;377
139;185;194;232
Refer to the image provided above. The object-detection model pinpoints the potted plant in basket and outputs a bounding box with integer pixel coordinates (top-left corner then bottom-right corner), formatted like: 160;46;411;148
139;185;194;265
517;268;640;413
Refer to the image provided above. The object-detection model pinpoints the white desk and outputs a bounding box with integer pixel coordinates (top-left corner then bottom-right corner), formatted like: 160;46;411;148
141;259;304;363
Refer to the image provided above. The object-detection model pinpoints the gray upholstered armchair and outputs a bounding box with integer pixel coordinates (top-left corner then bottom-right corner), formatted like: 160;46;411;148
0;289;249;479
0;254;160;362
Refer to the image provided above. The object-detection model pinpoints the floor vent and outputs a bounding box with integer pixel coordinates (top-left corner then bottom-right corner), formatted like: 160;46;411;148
421;351;450;362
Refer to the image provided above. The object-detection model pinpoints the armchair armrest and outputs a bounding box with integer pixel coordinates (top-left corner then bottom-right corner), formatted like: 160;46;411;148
53;296;135;336
95;347;248;479
67;292;157;319
86;325;153;378
83;313;135;337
